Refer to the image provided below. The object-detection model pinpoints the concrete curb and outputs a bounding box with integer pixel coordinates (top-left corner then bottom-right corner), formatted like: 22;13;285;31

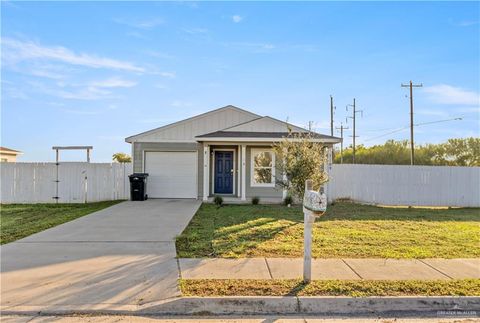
2;296;479;317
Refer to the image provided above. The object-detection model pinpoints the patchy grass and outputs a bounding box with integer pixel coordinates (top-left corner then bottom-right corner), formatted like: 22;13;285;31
180;279;480;297
176;202;480;258
0;201;122;244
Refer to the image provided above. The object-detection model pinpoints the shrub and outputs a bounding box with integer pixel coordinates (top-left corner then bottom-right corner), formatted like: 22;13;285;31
251;196;260;205
283;195;293;206
272;131;329;199
213;195;223;206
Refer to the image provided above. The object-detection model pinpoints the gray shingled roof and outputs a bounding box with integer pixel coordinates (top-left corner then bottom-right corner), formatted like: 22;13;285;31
196;131;341;140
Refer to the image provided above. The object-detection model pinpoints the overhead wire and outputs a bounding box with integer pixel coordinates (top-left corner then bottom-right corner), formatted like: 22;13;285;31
363;117;463;142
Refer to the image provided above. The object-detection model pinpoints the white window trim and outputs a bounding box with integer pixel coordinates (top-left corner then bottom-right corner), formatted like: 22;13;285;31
250;148;275;188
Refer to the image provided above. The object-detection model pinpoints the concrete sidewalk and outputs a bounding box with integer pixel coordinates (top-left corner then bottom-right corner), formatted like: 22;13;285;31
179;258;480;280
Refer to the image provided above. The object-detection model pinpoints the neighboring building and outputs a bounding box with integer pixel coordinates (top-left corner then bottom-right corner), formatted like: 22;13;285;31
0;147;22;162
125;105;341;202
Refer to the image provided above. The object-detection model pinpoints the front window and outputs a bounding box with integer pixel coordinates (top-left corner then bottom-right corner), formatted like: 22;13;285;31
251;149;275;187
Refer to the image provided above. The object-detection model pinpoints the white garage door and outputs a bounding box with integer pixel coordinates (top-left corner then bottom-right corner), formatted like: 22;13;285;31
144;151;197;198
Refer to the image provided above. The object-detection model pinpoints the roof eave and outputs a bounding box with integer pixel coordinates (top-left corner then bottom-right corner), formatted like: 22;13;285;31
196;137;341;143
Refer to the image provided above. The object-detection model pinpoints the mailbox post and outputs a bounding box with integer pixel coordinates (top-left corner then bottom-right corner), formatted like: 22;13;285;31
303;179;327;283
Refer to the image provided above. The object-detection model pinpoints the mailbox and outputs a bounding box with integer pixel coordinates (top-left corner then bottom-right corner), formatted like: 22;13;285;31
302;180;327;217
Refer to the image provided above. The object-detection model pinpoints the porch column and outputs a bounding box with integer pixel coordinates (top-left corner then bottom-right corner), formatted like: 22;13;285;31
203;144;210;201
241;144;246;201
237;145;241;197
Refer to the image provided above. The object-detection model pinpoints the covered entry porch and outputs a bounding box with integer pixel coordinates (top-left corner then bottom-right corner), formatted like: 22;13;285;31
200;142;285;202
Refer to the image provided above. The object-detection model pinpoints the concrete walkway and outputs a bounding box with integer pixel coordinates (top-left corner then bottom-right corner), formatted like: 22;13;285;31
179;258;480;280
1;199;201;311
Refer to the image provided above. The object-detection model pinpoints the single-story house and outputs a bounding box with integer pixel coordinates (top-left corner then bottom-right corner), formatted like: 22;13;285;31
0;147;22;162
125;105;341;202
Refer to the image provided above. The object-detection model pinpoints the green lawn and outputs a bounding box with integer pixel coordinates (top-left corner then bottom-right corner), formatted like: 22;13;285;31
176;202;480;258
180;279;480;297
0;201;122;244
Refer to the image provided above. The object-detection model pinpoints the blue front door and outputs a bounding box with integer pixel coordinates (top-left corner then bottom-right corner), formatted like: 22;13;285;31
215;151;233;194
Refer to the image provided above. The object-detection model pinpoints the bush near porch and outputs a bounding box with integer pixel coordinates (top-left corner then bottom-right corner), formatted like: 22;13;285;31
175;202;480;259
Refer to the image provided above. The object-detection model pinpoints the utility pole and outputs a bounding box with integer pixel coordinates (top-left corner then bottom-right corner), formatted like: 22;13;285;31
401;81;423;165
335;123;349;164
346;98;363;164
330;95;335;137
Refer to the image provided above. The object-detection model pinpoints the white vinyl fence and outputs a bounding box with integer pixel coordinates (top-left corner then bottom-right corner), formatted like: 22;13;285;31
327;164;480;207
1;162;132;203
1;162;479;207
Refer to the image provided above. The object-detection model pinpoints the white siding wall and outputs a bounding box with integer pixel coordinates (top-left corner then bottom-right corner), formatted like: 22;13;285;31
1;162;132;203
327;164;480;207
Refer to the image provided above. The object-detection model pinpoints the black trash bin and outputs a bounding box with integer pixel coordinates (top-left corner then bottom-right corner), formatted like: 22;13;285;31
129;173;149;201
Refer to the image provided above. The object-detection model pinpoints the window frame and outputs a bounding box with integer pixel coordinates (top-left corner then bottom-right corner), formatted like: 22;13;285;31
250;148;276;188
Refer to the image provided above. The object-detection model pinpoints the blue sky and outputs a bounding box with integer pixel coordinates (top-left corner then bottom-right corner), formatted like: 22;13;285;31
2;1;479;162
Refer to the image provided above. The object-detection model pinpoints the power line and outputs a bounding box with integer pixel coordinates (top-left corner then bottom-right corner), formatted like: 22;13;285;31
363;117;463;142
401;81;423;165
415;117;463;127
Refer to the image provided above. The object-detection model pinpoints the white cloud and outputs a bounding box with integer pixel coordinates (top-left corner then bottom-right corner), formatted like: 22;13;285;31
126;31;149;40
158;71;176;78
223;41;319;54
143;50;175;59
55;88;114;101
183;27;208;34
27;80;116;101
171;100;192;108
458;107;480;114
29;68;65;79
89;77;137;88
232;15;243;23
113;17;164;29
416;108;449;118
423;84;480;106
2;38;145;73
154;84;169;90
457;20;479;27
224;42;276;53
3;87;28;100
60;108;103;115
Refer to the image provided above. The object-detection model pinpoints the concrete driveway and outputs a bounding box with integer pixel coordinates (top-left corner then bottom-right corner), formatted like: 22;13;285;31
1;199;201;311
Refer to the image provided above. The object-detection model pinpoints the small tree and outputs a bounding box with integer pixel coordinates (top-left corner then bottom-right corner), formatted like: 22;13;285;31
112;152;132;163
272;131;329;199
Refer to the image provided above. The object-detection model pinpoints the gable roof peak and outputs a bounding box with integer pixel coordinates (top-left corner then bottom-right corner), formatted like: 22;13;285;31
125;104;260;142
